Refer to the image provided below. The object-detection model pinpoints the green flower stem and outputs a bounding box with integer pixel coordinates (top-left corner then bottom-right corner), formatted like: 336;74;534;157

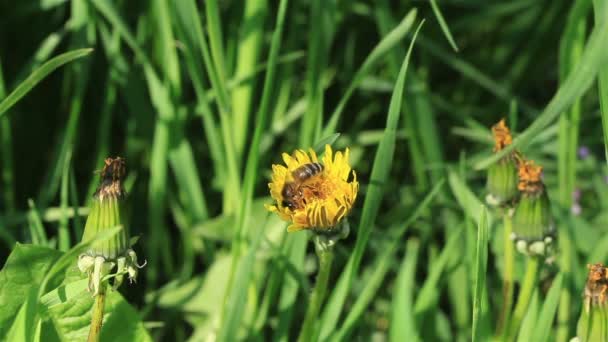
297;244;334;342
507;256;540;341
87;283;107;342
556;233;573;342
498;212;515;336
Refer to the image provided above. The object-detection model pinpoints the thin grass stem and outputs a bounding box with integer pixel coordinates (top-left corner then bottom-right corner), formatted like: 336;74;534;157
297;244;334;342
497;212;514;336
507;256;540;341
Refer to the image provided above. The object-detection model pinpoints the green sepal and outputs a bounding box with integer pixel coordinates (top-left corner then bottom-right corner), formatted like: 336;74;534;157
512;190;555;256
576;302;608;342
81;196;129;259
486;157;518;206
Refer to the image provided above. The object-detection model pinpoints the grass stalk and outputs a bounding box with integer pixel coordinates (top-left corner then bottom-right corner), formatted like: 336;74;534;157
507;256;540;341
297;244;334;342
497;212;514;335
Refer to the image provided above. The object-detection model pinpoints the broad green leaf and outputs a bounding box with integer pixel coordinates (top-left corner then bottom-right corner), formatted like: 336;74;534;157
46;289;151;341
5;287;40;342
0;244;61;337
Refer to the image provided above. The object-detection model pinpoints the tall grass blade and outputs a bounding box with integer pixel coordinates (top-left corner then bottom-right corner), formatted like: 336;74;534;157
595;0;608;163
428;0;459;52
322;9;417;136
475;3;608;169
472;206;489;342
390;239;421;342
319;21;424;341
531;274;564;342
0;48;92;118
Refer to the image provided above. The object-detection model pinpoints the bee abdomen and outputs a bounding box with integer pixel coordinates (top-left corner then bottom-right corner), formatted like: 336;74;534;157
292;162;324;181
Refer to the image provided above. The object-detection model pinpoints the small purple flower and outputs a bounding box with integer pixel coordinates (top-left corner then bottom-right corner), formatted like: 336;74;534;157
605;175;608;184
578;146;590;159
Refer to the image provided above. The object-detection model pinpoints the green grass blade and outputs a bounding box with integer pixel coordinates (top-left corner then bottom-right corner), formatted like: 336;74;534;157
472;206;489;342
429;0;459;52
217;221;265;342
319;21;424;341
235;0;288;240
474;3;608;169
231;0;268;159
322;9;417;137
0;48;92;119
447;170;494;226
0;58;15;219
530;274;564;342
390;239;421;342
413;226;464;315
595;0;608;163
300;0;326;147
516;292;540;342
335;179;444;341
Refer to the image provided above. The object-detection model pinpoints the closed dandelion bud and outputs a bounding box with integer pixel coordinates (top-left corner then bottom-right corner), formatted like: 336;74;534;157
575;263;608;342
78;157;145;296
511;160;555;256
486;119;519;207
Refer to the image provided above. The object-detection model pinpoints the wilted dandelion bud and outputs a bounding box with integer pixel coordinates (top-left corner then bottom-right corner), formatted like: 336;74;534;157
486;119;519;207
511;160;555;256
78;157;145;295
575;263;608;342
266;145;358;243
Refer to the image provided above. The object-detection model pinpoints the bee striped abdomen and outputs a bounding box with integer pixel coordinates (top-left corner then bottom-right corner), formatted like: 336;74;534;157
292;162;324;181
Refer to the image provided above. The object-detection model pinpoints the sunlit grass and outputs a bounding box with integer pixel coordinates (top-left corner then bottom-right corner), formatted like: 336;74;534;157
1;1;608;341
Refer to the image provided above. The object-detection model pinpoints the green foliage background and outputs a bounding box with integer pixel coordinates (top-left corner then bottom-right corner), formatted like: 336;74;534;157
1;0;608;341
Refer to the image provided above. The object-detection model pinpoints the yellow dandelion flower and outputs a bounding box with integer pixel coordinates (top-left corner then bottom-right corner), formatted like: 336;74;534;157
266;145;359;232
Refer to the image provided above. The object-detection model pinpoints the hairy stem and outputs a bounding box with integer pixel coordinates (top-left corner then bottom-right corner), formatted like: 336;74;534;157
87;284;107;342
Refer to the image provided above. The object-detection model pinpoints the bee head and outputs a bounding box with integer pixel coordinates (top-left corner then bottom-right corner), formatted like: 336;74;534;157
282;200;296;210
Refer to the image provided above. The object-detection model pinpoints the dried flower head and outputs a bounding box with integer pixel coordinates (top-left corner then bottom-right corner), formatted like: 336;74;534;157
492;118;513;152
486;119;519;207
584;263;608;309
576;263;608;341
266;145;358;232
511;158;555;256
517;160;543;194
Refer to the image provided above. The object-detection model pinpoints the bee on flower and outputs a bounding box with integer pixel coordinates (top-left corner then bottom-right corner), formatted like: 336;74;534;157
266;145;359;234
